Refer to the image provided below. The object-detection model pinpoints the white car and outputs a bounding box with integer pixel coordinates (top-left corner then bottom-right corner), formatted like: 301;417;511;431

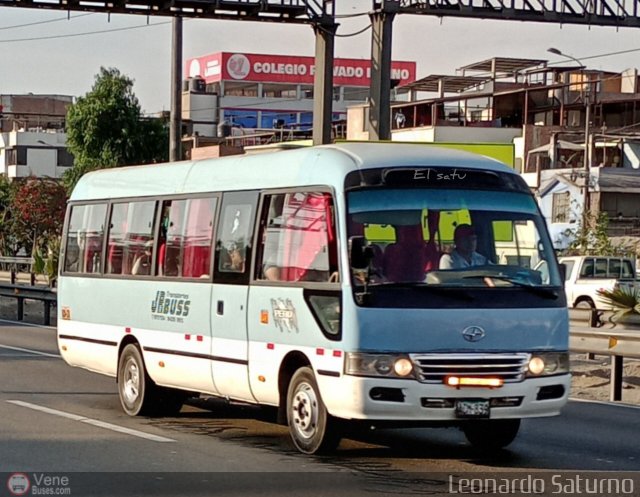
558;256;637;309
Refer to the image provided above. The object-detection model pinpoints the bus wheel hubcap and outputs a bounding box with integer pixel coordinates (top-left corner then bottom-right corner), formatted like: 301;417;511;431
123;360;140;404
291;382;318;439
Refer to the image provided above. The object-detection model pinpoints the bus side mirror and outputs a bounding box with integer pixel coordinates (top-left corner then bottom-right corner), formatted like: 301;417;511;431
349;236;373;270
559;263;567;282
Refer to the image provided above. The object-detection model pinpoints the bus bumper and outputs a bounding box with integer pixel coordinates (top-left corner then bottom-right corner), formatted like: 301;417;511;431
318;373;571;421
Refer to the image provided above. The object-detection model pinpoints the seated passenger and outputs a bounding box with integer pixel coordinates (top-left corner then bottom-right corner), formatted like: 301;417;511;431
263;265;281;281
228;244;245;273
132;242;153;276
439;224;487;269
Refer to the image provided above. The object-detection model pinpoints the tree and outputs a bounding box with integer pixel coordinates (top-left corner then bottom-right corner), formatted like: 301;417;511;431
0;175;16;255
10;177;67;257
561;210;633;257
64;67;169;192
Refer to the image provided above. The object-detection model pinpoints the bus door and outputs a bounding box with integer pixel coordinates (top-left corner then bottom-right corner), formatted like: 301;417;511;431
210;192;258;402
247;191;341;404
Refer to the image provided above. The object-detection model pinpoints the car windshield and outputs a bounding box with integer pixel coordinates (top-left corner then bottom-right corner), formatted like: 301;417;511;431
347;188;562;288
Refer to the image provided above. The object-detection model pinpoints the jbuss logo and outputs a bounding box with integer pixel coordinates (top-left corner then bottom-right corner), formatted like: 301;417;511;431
7;473;30;496
151;290;191;323
226;53;250;80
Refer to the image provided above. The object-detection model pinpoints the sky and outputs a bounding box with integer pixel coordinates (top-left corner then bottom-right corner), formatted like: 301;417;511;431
2;1;640;115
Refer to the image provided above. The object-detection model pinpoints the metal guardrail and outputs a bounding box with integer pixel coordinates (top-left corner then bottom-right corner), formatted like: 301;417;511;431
0;275;635;399
0;283;56;326
569;308;640;402
0;256;36;285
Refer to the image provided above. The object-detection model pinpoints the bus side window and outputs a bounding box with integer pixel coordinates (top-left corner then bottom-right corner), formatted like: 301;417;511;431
259;194;286;281
63;203;107;274
107;203;129;275
214;191;258;285
182;197;216;278
118;200;156;276
162;200;186;277
257;191;338;283
159;197;216;279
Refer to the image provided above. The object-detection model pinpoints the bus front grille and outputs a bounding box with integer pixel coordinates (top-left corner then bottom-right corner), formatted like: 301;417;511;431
410;353;530;384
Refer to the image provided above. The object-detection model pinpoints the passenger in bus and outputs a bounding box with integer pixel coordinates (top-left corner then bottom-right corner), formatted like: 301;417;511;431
132;241;153;275
223;242;245;273
439;224;487;269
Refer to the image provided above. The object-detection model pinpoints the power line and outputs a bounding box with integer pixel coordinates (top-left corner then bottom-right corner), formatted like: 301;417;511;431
334;10;372;19
0;19;172;43
0;12;95;31
315;21;372;38
335;23;371;38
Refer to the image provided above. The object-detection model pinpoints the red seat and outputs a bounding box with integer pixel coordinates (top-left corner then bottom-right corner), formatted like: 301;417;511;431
424;211;441;271
383;225;428;282
424;240;440;272
107;243;122;274
183;245;210;278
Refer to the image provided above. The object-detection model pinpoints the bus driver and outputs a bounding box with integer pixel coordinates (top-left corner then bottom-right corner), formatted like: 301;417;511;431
439;224;487;269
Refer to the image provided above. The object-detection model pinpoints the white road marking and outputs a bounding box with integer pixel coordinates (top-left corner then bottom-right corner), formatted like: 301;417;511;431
6;400;176;443
0;343;60;358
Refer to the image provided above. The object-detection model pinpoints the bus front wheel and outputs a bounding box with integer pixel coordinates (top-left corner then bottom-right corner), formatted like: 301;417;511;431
286;367;341;454
462;419;521;450
118;344;157;416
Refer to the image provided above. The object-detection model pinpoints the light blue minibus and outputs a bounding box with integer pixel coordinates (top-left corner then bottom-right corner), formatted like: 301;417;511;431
58;142;569;454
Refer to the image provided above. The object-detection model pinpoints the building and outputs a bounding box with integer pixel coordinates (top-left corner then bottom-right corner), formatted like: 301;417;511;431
346;57;640;248
183;51;416;144
0;94;73;179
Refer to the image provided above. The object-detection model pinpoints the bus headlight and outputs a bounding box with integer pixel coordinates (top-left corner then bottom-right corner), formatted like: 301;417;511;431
345;353;415;379
526;352;569;377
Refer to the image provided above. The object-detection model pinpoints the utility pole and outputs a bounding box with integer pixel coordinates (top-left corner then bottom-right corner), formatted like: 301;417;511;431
547;48;591;220
312;21;337;146
583;86;591;215
170;17;183;162
368;0;399;141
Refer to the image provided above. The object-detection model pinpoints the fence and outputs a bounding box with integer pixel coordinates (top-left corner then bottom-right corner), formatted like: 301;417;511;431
0;256;36;285
0;256;55;325
0;283;56;326
569;307;640;402
0;265;637;397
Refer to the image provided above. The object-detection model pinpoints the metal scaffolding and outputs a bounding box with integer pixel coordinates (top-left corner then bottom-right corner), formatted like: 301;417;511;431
398;0;640;28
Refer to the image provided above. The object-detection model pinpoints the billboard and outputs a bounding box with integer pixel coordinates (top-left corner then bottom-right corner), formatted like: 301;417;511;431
186;52;416;87
381;141;515;167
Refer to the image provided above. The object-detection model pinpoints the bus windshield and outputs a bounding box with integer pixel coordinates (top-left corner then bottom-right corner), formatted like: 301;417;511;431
347;188;562;288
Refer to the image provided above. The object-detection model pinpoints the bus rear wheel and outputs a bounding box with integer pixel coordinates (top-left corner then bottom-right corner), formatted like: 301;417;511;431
118;343;159;416
286;367;341;454
462;419;521;450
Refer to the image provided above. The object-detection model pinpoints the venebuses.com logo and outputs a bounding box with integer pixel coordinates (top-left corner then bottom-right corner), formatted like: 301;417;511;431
6;473;71;496
6;473;30;496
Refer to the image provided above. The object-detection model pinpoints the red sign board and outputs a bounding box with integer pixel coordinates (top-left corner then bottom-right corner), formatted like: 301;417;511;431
186;52;416;87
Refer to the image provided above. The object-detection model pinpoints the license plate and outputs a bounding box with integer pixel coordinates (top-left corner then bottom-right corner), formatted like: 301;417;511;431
455;399;490;418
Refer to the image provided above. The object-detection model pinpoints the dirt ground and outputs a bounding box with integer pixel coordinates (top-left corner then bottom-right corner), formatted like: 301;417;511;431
570;354;640;405
0;295;637;406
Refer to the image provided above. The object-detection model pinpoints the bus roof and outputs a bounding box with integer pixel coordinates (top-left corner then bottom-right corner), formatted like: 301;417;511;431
69;142;516;201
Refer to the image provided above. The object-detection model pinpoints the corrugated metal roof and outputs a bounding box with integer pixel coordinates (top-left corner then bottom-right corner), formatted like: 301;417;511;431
400;75;490;94
458;57;547;74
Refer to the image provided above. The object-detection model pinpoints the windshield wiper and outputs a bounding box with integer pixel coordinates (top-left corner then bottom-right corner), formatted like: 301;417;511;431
462;274;558;299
